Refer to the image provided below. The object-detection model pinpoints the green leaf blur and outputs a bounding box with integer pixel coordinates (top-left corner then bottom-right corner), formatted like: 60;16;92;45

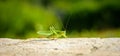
0;0;60;38
0;0;120;38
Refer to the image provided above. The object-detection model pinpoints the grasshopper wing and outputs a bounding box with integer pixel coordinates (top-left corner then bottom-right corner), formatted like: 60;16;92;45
37;31;52;35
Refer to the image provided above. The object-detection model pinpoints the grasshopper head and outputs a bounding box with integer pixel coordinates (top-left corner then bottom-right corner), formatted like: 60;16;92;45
58;31;67;38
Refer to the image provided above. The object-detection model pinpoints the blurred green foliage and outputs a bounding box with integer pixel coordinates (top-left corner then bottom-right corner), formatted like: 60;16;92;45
0;0;60;38
60;0;120;31
0;0;120;38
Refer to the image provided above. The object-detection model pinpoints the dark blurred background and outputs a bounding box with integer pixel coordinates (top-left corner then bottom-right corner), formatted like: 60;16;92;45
0;0;120;38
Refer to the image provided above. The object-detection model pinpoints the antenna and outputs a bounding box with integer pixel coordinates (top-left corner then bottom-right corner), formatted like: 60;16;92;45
57;12;71;31
65;13;71;30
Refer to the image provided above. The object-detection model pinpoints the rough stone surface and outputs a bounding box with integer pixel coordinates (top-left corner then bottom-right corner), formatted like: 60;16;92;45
0;38;120;56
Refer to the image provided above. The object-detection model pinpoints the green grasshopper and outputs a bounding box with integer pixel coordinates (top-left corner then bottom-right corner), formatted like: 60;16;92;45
37;13;71;40
37;26;67;40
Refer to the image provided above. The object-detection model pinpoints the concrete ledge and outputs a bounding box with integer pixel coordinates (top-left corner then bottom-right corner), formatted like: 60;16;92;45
0;38;120;56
